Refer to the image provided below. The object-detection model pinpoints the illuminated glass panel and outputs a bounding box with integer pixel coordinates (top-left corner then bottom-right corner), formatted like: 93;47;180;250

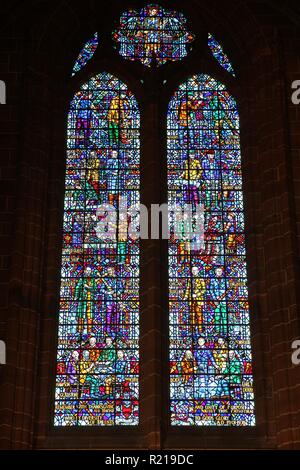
168;74;255;426
113;4;194;67
72;33;98;76
208;33;235;77
54;72;140;426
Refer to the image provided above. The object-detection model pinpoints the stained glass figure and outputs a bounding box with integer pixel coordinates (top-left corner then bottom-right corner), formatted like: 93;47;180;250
72;33;98;76
168;74;255;426
208;33;235;77
54;72;140;426
113;4;194;67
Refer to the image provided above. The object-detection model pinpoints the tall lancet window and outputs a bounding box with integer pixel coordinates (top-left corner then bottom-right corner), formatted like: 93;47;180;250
168;74;255;426
54;72;140;426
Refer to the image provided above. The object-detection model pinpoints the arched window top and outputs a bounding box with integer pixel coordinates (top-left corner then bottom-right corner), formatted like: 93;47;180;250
72;32;98;76
168;73;240;154
69;71;140;151
172;73;237;104
113;4;194;67
208;33;235;77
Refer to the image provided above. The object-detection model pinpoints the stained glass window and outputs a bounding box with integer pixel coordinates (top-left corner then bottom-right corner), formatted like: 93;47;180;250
54;72;140;426
72;33;98;76
113;4;194;67
208;33;235;77
168;74;255;426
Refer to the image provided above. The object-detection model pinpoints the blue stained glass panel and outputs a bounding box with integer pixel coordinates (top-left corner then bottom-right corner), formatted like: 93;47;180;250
167;74;255;426
72;33;98;76
54;72;140;426
208;33;235;77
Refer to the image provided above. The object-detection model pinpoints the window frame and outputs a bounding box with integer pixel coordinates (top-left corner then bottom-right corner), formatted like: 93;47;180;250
35;20;266;449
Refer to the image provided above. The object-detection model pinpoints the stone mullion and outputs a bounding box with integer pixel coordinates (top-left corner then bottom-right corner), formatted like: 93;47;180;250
140;82;164;449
